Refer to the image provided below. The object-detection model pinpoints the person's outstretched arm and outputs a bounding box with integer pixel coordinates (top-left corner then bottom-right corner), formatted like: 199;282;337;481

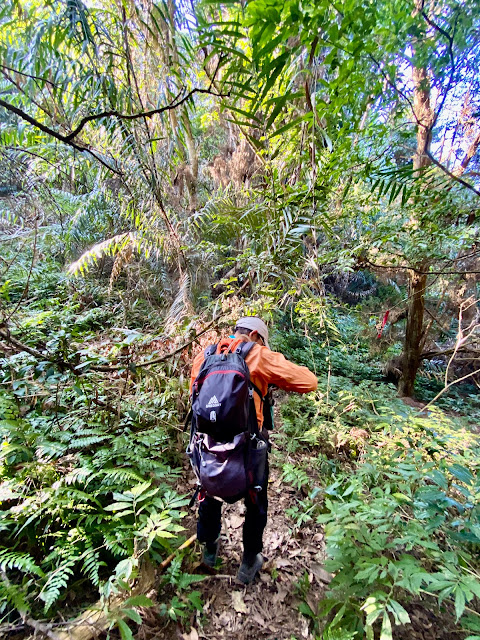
253;347;318;393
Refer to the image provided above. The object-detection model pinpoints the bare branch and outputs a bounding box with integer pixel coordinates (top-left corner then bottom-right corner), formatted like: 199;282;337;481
363;258;480;276
0;98;123;176
0;315;225;374
426;150;480;197
0;64;58;88
368;54;418;124
64;87;229;142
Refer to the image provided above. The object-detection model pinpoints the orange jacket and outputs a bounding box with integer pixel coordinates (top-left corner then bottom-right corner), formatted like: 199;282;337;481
190;337;318;428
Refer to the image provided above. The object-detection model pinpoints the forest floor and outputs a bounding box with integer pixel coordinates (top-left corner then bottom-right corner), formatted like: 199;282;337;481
183;468;327;640
138;399;465;640
153;437;329;640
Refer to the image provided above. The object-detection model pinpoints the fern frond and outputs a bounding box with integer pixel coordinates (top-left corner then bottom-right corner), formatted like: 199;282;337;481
165;272;192;330
91;467;144;486
81;545;103;587
39;560;75;612
281;463;310;490
0;577;29;615
63;467;93;485
103;533;130;557
0;549;45;577
35;440;69;460
58;488;102;507
67;232;134;275
69;435;112;449
109;242;133;291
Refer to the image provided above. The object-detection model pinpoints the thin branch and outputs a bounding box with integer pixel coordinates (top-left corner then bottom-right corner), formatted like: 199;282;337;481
1;68;57;123
0;98;77;145
422;365;480;411
421;10;456;126
0;98;122;176
456;131;480;176
363;258;480;276
368;54;418;124
2;146;89;188
64;87;229;141
0;328;52;362
426;150;480;197
421;347;480;361
0;315;224;374
0;64;58;88
5;215;39;323
90;317;222;371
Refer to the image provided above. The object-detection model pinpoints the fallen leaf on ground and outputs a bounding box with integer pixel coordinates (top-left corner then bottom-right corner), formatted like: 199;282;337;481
231;591;248;614
217;611;233;627
181;628;199;640
272;586;289;606
301;616;310;638
268;532;284;550
275;557;292;568
310;562;334;584
228;514;243;529
251;610;266;627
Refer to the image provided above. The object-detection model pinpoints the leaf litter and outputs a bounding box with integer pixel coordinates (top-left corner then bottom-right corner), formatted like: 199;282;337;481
170;462;327;640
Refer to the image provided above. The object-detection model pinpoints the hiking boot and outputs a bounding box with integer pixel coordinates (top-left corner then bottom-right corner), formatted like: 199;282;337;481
236;553;263;585
201;539;219;568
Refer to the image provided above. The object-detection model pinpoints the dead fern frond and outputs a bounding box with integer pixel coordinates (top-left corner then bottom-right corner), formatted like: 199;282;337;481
109;242;134;292
165;272;193;332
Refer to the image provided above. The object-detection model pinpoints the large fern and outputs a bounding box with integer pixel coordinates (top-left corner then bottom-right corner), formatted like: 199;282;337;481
39;561;76;612
0;549;44;577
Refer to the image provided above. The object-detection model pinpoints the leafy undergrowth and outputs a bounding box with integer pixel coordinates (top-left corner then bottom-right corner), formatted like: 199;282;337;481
275;373;480;639
1;267;480;640
0;263;195;636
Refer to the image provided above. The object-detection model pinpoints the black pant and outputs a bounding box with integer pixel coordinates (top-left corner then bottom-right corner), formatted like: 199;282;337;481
197;461;269;564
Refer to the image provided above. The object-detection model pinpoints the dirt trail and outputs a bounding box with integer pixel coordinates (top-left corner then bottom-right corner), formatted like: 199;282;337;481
176;459;329;640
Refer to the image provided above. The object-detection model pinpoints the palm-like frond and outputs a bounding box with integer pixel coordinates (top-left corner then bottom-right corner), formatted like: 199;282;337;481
67;232;133;275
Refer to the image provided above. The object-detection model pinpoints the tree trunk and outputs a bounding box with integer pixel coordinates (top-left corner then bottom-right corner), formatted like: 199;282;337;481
398;15;434;396
398;270;428;396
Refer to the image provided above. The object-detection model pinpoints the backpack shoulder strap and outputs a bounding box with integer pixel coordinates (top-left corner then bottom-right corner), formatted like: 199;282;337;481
234;340;256;359
234;342;265;401
204;343;218;358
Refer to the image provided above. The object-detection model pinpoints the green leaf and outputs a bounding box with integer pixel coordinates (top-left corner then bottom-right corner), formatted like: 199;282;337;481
392;493;412;503
387;600;411;625
299;601;315;619
455;587;466;620
188;590;203;611
449;464;474;485
270;115;310;138
116;619;134;640
122;609;142;624
123;595;153;608
104;502;134;511
380;612;393;640
128;481;152;497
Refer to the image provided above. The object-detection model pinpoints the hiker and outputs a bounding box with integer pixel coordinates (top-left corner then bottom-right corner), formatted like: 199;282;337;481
189;316;318;584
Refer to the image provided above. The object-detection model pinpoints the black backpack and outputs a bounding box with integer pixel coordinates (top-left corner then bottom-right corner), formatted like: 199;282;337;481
187;341;267;503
